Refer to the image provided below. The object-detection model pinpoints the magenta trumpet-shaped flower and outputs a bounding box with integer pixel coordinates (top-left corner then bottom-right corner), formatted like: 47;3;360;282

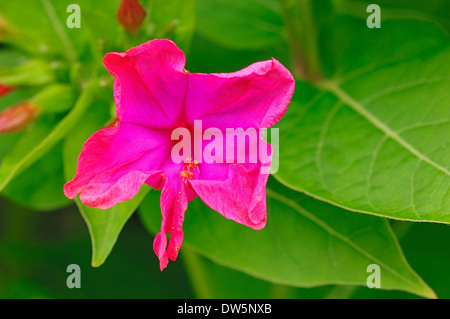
64;39;294;270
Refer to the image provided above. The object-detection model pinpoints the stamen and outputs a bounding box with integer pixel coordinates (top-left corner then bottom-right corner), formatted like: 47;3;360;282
179;171;187;179
179;157;200;182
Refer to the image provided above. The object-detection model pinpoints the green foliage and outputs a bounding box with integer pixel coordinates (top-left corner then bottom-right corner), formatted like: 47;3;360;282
62;96;150;267
0;0;448;299
276;18;450;223
139;179;435;298
0;60;55;86
195;0;285;50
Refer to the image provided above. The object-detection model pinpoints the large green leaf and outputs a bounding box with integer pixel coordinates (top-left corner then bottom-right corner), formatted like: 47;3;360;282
74;187;150;267
194;0;285;50
276;17;450;223
139;178;435;298
345;220;450;299
62;93;149;267
181;246;336;298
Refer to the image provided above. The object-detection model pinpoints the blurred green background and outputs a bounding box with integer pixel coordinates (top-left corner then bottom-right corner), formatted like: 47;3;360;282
0;0;449;298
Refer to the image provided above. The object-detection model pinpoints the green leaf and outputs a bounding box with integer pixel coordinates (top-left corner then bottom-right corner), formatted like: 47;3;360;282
0;79;97;192
139;178;435;298
75;187;150;267
62;92;150;267
345;220;450;299
195;0;285;50
391;221;450;299
181;246;335;298
276;17;450;223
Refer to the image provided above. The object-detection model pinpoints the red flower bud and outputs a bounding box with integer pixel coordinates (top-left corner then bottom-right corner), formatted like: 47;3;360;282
117;0;146;35
0;102;38;133
0;83;14;97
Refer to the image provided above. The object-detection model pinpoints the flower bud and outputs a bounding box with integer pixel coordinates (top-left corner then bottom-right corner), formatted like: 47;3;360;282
0;102;38;133
117;0;146;35
0;83;13;97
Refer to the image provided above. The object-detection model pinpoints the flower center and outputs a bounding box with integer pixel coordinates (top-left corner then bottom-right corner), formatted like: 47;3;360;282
179;157;199;183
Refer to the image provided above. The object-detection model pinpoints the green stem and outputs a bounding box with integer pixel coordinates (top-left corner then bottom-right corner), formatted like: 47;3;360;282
279;0;322;81
325;220;416;299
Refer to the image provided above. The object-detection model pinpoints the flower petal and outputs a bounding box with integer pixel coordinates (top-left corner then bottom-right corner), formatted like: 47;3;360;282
185;58;295;130
103;39;188;130
189;159;270;230
153;179;189;270
64;122;172;209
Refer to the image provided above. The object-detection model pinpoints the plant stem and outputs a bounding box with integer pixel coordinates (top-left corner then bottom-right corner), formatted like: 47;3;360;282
279;0;322;81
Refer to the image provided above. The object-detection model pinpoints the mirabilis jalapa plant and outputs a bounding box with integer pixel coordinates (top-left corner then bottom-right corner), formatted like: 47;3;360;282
64;39;295;270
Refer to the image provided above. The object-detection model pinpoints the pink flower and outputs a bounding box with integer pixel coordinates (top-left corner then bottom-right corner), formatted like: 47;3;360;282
64;40;294;270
